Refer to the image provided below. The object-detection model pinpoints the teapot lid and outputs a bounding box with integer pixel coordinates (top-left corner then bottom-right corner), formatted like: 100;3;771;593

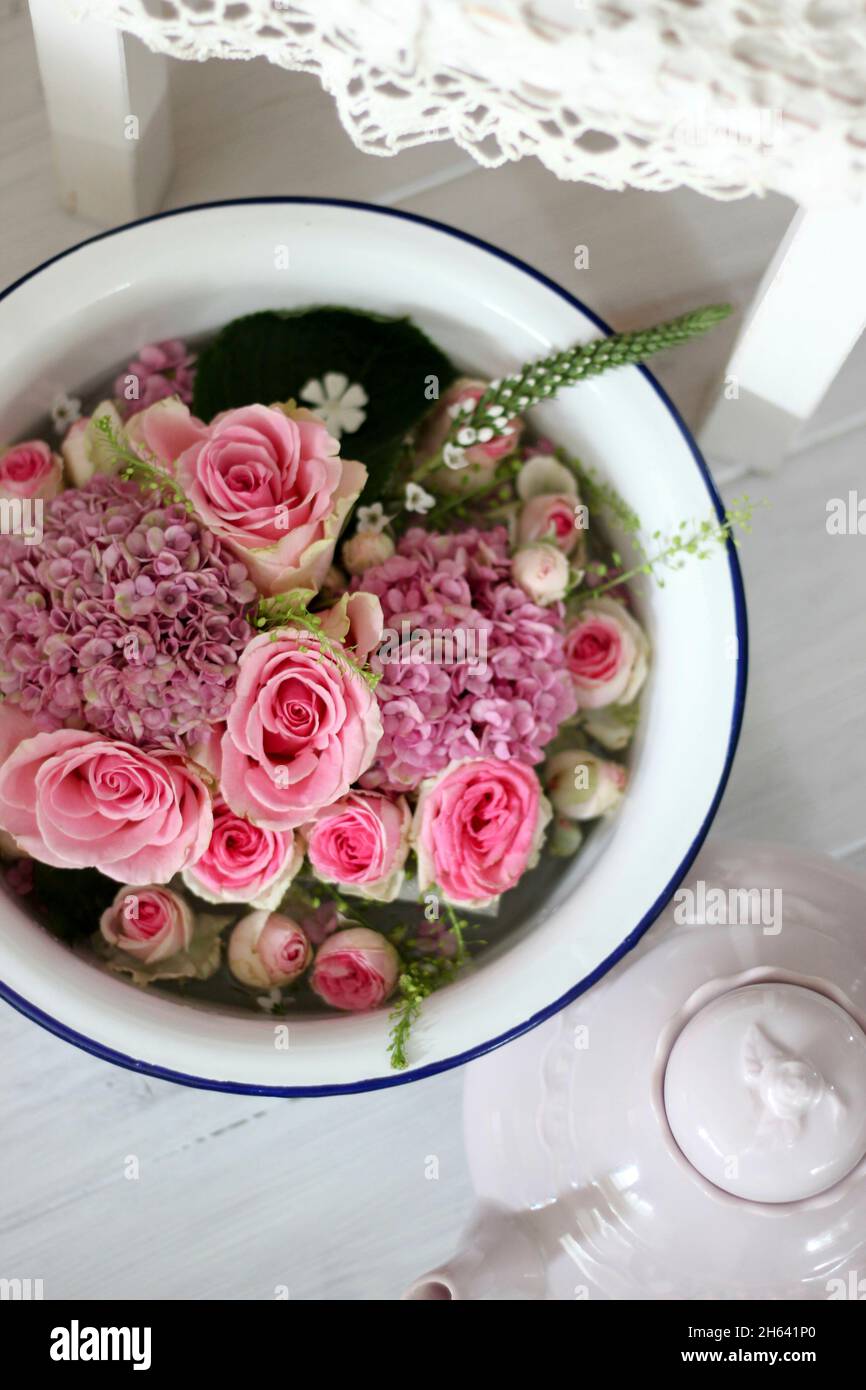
663;982;866;1203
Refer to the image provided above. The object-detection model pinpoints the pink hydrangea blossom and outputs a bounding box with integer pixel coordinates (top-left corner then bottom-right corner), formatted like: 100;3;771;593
0;475;256;751
114;339;196;419
355;526;577;790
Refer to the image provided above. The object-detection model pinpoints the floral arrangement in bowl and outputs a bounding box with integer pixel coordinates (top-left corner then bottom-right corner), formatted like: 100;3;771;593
0;301;748;1069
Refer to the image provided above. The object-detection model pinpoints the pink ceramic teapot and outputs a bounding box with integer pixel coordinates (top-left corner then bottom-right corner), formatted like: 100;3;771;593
406;842;866;1300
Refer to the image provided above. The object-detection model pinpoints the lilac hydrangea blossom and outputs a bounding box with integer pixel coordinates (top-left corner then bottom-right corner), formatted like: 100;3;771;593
0;475;256;751
356;526;577;790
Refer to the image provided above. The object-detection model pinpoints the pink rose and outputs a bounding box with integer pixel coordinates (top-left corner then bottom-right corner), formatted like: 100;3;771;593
0;440;62;501
220;629;382;831
511;542;570;606
182;796;303;909
311;926;399;1012
0;729;212;883
413;756;551;907
563;596;649;709
173;403;367;596
546;748;627;820
303;792;410;902
100;884;194;964
124;395;209;465
228;909;312;988
517;493;583;556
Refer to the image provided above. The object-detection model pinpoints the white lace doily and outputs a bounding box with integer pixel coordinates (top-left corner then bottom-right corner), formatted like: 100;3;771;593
71;0;866;205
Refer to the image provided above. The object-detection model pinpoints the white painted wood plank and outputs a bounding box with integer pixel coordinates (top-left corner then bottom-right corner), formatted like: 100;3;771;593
28;0;173;223
712;430;866;853
0;1003;472;1300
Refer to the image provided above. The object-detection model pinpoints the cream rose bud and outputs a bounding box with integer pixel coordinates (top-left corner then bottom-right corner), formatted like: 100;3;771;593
100;885;194;964
548;815;584;857
511;542;570;606
60;401;124;487
342;528;395;576
581;705;637;751
546;749;627;821
228;910;312;988
516;452;578;501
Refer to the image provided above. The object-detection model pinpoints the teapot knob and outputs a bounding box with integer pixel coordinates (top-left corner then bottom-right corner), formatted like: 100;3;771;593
663;982;866;1203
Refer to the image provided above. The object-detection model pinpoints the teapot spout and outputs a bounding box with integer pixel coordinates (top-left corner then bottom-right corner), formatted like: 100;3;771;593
402;1202;548;1301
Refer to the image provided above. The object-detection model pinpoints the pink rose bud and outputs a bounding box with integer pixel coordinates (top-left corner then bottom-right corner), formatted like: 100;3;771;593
417;377;524;495
413;757;551;907
100;885;194;964
511;542;570;606
342;529;395;575
517;493;584;557
563;596;649;709
302;792;410;902
310;926;400;1012
545;749;627;821
0;439;63;502
228;910;312;988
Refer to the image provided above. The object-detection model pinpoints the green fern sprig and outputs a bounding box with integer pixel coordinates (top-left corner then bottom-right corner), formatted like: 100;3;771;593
92;414;194;513
388;953;462;1070
254;593;381;691
583;496;757;597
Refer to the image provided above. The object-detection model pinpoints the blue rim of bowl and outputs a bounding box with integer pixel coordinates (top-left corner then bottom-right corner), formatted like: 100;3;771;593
0;196;748;1096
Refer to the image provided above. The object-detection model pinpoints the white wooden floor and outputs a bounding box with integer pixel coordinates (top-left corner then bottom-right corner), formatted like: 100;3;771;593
1;6;864;1300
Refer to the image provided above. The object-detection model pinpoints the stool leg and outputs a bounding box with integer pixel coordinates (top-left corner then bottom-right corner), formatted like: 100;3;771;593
699;203;866;478
28;0;173;225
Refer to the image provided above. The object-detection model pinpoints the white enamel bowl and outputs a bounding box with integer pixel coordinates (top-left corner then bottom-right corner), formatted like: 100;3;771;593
0;199;746;1095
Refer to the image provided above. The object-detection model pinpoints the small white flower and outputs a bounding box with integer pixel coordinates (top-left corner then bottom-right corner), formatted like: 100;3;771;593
442;442;468;471
486;404;505;418
50;391;82;435
456;426;478;446
300;372;368;438
356;501;392;534
405;481;436;514
255;987;283;1014
448;397;475;419
476;427;495;443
